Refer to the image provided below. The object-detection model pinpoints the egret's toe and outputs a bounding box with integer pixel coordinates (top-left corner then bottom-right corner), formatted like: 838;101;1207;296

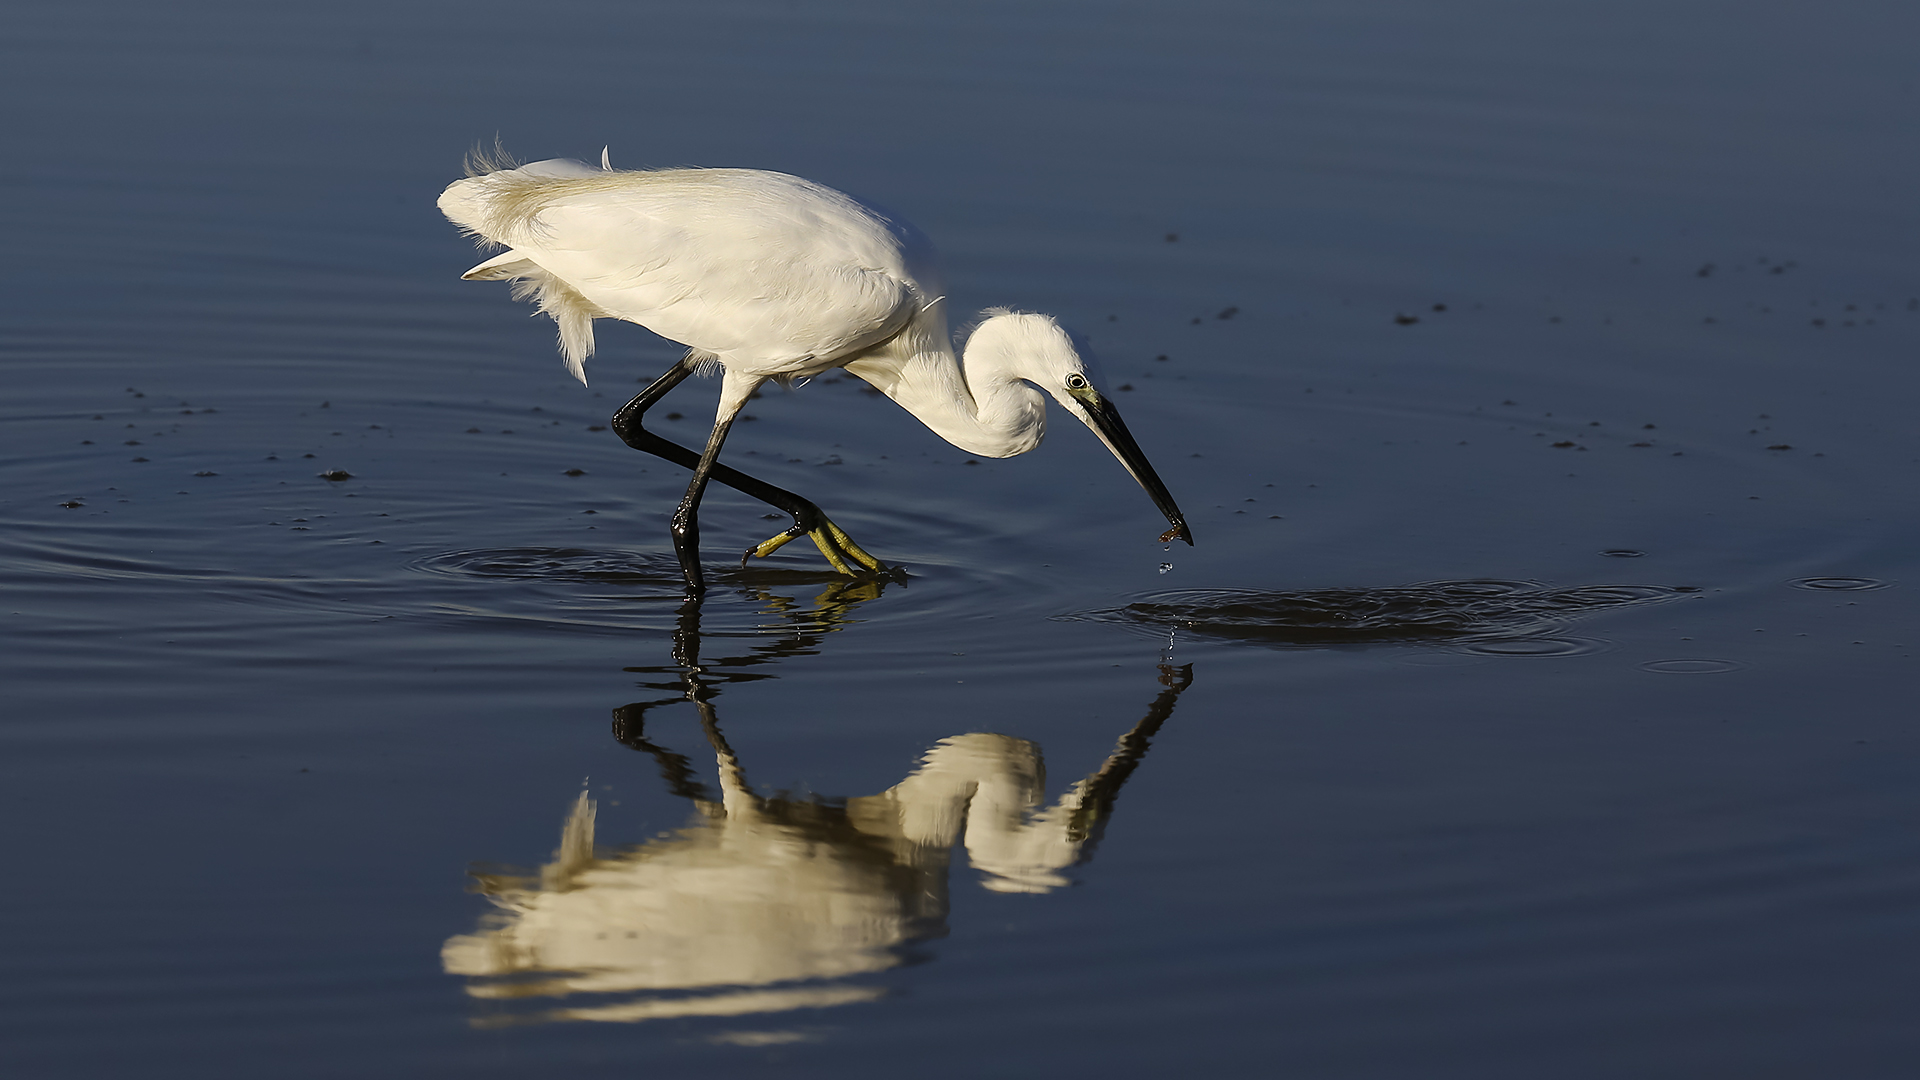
807;529;859;575
741;525;807;568
742;515;884;577
815;519;886;574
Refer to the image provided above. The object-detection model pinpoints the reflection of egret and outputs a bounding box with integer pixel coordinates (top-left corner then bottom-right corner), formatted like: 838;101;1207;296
612;577;889;707
439;151;1192;598
442;665;1193;1025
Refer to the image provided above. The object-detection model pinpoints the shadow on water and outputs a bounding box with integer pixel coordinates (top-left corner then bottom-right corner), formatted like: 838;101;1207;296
415;546;896;593
442;592;1193;1027
408;547;915;637
1062;579;1700;650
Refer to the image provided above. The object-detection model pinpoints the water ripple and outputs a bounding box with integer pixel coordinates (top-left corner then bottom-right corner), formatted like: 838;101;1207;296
413;547;688;587
1061;580;1696;649
1640;658;1745;674
1790;576;1891;592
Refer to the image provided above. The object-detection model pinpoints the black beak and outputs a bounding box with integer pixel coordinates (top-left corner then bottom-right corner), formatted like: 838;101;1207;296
1069;388;1193;546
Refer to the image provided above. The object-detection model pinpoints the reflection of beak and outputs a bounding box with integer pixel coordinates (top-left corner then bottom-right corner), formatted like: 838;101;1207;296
1068;387;1193;546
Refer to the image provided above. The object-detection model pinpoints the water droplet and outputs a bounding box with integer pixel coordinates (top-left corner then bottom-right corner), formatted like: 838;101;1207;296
1158;563;1174;575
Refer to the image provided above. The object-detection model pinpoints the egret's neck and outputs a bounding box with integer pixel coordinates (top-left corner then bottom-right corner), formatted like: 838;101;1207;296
843;312;1046;459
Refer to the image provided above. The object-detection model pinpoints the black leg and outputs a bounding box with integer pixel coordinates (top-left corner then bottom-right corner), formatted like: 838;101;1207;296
669;415;738;596
611;355;830;535
608;353;889;580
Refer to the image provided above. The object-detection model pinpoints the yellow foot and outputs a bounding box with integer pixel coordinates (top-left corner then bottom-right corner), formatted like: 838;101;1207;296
740;514;887;576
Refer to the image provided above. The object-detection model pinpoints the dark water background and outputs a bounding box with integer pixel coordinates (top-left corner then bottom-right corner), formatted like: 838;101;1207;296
4;1;1917;1076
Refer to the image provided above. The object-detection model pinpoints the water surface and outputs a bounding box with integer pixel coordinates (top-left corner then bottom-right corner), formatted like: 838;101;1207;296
4;2;1918;1076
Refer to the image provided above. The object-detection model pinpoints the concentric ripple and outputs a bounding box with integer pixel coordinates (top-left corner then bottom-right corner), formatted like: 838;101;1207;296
1461;637;1608;658
1790;576;1891;592
1639;658;1745;674
1062;580;1696;649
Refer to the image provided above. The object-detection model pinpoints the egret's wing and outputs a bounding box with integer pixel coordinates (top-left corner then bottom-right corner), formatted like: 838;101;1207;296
515;158;603;179
445;167;917;369
460;249;538;281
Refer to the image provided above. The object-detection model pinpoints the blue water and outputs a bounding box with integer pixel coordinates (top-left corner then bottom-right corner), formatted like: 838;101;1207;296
4;2;1917;1076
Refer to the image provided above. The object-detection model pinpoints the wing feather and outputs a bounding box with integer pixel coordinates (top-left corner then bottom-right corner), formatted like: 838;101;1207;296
440;164;921;375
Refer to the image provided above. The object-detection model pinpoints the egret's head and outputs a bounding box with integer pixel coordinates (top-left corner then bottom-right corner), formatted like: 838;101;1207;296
965;310;1193;546
963;310;1091;398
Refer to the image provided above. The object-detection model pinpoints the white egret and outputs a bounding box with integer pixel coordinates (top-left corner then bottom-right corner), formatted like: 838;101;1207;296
439;150;1192;597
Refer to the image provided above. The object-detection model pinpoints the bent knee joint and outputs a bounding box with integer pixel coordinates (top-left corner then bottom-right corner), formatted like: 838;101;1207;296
611;418;656;450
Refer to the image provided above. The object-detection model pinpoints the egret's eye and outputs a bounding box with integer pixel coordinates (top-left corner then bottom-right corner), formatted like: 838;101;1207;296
1064;373;1089;390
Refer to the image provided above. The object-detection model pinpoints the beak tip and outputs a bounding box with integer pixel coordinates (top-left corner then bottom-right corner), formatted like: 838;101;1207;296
1082;393;1191;550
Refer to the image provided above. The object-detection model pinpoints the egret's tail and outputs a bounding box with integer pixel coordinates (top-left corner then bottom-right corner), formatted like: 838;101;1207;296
439;155;613;385
436;156;606;243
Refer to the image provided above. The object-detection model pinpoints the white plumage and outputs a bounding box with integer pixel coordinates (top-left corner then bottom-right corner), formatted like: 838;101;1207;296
440;150;1190;596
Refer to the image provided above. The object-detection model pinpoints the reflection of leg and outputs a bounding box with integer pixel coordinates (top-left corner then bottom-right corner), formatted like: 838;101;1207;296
1066;664;1195;845
610;701;712;802
812;579;888;619
671;597;703;672
694;695;761;818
